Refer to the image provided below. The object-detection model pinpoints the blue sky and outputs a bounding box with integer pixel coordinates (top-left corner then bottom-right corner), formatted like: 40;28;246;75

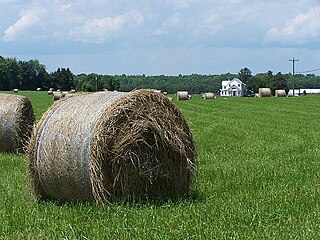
1;0;319;75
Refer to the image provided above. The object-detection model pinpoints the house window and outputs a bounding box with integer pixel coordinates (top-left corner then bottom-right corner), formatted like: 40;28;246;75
224;86;226;89
238;84;240;87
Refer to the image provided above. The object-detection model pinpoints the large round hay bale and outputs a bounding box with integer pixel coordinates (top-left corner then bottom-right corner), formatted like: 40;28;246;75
203;92;215;99
258;88;271;97
275;89;287;97
176;91;189;100
29;89;196;203
0;94;35;153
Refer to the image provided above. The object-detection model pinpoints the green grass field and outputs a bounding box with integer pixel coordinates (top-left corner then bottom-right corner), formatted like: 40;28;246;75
1;91;320;239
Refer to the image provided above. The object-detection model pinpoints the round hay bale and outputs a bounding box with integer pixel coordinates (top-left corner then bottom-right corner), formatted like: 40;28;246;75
13;89;19;93
49;88;54;91
28;89;196;203
48;90;53;95
163;91;168;95
176;91;189;100
275;89;287;97
70;89;76;94
258;88;271;97
203;92;214;99
37;88;42;91
53;92;62;101
0;94;35;153
61;91;69;98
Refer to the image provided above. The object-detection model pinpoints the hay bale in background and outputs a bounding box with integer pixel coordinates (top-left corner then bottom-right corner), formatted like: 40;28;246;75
0;94;35;153
70;89;76;94
61;91;69;98
37;88;42;91
53;92;62;101
13;89;18;93
29;89;196;203
48;90;53;95
275;89;287;97
258;88;271;97
203;92;215;100
176;91;189;100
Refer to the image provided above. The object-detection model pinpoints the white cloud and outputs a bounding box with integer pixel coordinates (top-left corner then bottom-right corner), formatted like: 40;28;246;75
2;6;46;42
69;11;144;43
265;5;320;44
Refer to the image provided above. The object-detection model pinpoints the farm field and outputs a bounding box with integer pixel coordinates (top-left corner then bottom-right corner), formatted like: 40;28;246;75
1;91;320;239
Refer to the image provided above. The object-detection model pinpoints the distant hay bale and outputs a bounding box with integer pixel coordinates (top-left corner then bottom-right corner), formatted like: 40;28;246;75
258;88;271;97
70;89;76;94
28;89;196;204
49;88;54;91
163;91;168;95
0;94;35;153
203;92;215;99
176;91;189;100
188;95;192;100
48;90;53;95
61;91;69;97
37;88;41;91
152;89;161;93
275;89;287;97
53;92;62;101
13;89;18;93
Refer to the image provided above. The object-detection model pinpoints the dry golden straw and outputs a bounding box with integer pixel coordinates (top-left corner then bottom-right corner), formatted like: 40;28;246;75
0;93;35;153
29;89;196;204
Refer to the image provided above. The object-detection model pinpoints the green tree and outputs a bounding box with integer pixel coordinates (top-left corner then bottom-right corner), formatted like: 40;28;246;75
269;72;288;95
51;68;74;90
238;67;252;84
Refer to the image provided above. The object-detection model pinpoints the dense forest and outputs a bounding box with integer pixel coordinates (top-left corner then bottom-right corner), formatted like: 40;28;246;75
1;56;320;95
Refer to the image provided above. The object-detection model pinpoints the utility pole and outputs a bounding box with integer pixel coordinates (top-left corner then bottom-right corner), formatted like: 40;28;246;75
289;58;298;96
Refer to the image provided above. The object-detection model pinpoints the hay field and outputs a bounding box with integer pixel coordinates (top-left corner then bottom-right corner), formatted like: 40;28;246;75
1;91;320;239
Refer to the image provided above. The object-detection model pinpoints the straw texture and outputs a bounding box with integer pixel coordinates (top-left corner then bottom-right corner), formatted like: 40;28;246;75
29;89;196;203
0;93;35;153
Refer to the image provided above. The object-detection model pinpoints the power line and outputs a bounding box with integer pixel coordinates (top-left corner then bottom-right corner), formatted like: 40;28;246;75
296;67;320;74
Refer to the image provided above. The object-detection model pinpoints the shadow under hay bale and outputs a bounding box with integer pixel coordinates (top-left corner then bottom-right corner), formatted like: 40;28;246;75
29;89;196;204
0;94;35;153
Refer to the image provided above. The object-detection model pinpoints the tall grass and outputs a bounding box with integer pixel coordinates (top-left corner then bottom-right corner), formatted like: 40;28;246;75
1;92;320;239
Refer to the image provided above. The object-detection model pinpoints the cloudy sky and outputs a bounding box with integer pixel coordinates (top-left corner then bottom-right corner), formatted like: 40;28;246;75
0;0;319;75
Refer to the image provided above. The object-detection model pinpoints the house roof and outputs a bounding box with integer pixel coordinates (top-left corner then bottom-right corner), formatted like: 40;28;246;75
221;78;244;86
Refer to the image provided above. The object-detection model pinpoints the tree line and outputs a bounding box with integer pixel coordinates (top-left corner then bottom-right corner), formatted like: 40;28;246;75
1;56;320;95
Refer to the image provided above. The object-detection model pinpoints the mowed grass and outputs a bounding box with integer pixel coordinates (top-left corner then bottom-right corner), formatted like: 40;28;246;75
1;91;320;239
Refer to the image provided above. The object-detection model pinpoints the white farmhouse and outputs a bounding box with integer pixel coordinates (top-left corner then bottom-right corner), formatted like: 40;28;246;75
220;78;245;97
